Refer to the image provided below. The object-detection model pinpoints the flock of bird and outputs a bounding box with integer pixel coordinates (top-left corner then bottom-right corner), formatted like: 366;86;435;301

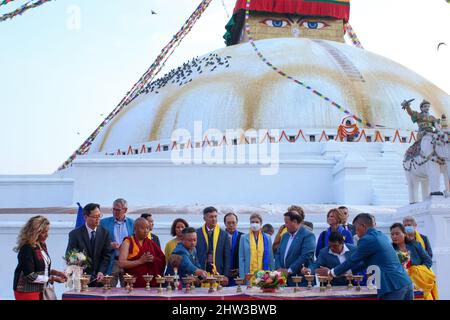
140;53;232;96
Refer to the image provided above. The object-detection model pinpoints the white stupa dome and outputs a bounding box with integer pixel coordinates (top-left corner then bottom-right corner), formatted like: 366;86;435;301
89;38;450;153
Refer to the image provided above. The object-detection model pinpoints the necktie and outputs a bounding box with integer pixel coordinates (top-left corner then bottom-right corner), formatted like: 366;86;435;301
207;230;213;254
90;230;96;252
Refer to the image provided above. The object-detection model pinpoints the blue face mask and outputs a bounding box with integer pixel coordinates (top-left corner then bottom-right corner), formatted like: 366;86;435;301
405;226;415;234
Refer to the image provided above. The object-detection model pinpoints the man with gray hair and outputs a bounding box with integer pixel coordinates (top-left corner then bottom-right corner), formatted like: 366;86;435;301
403;216;433;258
100;198;135;287
317;213;413;300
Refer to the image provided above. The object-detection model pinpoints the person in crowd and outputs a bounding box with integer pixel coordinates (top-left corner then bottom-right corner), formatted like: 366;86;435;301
353;213;376;244
100;198;134;287
166;227;208;283
316;213;413;300
262;224;275;236
402;216;433;258
224;212;243;285
196;206;230;283
273;205;310;254
141;213;161;248
390;223;438;300
67;203;112;286
338;206;355;235
302;232;364;286
315;208;353;257
239;213;274;279
164;218;189;264
118;218;165;287
13;216;67;300
275;211;315;286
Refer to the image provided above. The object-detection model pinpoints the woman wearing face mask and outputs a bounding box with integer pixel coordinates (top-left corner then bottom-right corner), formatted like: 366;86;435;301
390;223;438;300
238;213;274;279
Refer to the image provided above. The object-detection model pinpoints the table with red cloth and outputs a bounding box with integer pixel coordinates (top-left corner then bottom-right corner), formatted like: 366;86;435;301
63;286;378;300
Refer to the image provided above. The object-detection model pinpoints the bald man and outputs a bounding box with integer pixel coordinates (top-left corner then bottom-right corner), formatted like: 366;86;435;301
118;218;166;287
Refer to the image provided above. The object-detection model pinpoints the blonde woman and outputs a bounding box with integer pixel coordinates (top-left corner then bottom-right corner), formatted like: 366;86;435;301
13;216;67;300
315;208;353;258
238;213;274;279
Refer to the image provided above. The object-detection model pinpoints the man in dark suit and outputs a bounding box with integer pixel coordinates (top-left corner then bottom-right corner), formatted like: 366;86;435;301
67;203;112;286
224;212;243;285
275;210;316;286
339;206;356;236
403;216;433;258
302;232;364;286
317;213;413;300
196;206;230;284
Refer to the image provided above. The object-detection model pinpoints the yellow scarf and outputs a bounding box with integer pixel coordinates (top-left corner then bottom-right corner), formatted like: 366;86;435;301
147;232;152;240
202;224;220;268
280;226;287;237
249;231;264;274
415;231;426;251
407;265;438;300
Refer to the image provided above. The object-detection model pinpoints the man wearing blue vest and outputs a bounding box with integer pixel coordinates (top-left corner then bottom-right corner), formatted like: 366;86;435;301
317;213;413;300
100;198;134;287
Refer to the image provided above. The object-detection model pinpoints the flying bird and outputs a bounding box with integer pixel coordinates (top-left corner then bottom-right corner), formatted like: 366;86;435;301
437;42;447;51
151;10;157;15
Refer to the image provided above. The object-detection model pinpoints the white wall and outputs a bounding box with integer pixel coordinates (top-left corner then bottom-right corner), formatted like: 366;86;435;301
0;176;73;208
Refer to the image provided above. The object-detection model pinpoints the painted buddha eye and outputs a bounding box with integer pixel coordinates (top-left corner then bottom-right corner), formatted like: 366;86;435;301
302;21;329;29
261;19;289;28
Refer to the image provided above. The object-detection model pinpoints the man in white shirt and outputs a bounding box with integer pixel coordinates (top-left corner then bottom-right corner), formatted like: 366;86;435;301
302;232;364;286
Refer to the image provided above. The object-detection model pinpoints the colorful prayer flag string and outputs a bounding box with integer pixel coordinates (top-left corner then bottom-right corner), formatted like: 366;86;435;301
59;0;215;170
243;0;379;128
345;23;364;49
0;0;53;22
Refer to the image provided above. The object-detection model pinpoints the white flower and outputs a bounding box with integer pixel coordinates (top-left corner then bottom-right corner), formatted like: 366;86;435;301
77;252;86;261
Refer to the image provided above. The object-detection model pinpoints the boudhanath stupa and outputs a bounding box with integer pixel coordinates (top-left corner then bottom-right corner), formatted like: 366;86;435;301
1;0;450;299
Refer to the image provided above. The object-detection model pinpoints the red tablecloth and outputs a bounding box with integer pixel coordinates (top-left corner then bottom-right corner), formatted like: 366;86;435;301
62;286;378;300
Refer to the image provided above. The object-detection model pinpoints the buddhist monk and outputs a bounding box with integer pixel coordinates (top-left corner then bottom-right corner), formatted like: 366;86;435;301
118;217;165;287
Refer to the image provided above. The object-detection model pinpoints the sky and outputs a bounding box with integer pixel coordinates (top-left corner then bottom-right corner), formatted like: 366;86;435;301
0;0;449;174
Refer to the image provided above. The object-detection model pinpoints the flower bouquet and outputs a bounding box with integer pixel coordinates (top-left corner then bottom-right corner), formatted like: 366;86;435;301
397;251;411;269
253;270;287;293
63;249;91;292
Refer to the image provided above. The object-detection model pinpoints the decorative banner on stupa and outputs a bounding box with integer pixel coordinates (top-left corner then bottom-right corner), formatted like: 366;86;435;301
0;0;53;22
233;0;350;21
